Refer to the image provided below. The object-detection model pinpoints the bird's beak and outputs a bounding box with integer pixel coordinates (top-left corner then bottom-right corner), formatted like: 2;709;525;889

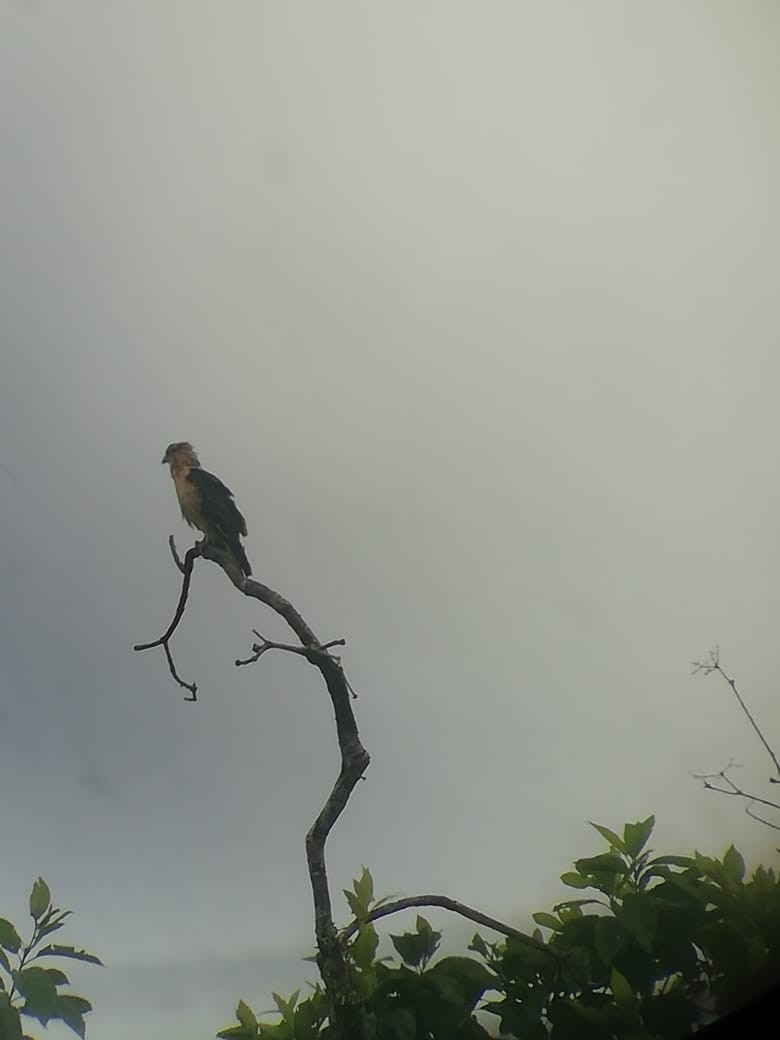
161;455;167;464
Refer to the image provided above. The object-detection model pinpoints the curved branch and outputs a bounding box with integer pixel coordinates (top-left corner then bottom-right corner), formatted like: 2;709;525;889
138;538;371;1034
133;542;201;700
201;540;371;1037
339;894;562;960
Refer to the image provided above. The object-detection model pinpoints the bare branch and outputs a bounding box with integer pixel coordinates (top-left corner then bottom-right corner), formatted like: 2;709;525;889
745;804;780;831
235;630;346;668
168;534;186;574
338;894;562;961
693;647;780;780
199;540;371;1035
133;541;201;701
691;763;780;829
138;537;371;1034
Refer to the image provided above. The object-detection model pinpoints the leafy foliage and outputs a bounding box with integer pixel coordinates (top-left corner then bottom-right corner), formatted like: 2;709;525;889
220;821;780;1039
0;879;101;1040
480;816;780;1037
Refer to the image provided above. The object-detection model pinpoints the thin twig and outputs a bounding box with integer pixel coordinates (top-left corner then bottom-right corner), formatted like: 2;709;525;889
692;646;780;780
235;630;346;669
338;894;562;961
745;804;780;831
168;534;186;574
133;541;201;700
691;762;780;834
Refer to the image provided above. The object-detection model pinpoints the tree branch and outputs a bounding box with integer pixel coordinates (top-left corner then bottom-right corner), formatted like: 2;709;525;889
198;540;372;1037
692;646;780;780
691;762;780;829
745;804;780;831
338;894;562;961
235;630;347;669
133;541;201;700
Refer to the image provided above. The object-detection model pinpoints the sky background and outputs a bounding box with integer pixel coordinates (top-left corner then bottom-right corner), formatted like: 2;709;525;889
2;2;780;1038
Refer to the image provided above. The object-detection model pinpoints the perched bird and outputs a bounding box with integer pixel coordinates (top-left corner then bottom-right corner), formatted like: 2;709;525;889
162;442;252;579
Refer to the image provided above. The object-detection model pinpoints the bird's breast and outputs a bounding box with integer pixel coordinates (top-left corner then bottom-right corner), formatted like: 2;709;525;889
173;472;203;529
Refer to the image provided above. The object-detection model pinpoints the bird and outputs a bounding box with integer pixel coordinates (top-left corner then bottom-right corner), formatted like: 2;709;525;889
162;442;252;579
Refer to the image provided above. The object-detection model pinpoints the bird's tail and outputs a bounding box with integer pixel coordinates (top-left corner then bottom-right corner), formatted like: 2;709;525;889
210;529;252;579
232;539;252;578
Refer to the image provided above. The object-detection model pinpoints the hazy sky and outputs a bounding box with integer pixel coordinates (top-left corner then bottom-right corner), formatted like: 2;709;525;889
2;3;780;1038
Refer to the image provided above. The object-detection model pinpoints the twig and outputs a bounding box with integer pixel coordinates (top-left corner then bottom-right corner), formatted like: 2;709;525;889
745;804;780;831
133;541;201;701
168;534;186;574
235;630;347;669
338;894;562;961
692;646;780;780
691;763;780;821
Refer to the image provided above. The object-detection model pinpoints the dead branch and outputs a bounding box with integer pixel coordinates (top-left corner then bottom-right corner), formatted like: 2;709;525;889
133;541;202;700
338;894;562;961
147;538;372;1038
745;804;780;831
235;629;347;668
691;759;780;835
692;646;780;781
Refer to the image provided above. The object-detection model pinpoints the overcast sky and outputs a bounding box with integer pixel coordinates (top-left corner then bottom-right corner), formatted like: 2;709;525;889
2;3;780;1038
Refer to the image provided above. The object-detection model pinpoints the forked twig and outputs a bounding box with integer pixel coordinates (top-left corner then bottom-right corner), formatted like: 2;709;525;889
133;540;202;700
692;646;780;780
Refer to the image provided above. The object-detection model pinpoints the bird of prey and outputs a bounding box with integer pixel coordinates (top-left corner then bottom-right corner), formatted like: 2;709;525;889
162;442;252;579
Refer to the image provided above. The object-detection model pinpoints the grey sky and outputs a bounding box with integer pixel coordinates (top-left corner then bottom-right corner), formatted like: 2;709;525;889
2;3;779;1038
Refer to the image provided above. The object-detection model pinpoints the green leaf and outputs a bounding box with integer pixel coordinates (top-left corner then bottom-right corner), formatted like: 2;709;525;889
595;917;627;966
620;892;658;953
342;889;362;920
623;816;655;858
54;995;91;1040
723;844;745;883
427;956;495;1003
531;912;561;931
354;867;374;910
35;912;71;942
389;919;440;968
646;854;695;869
28;880;50;923
34;945;102;967
14;966;66;995
575;855;627;876
553;899;603;912
560;871;592;889
15;967;60;1025
557;904;583;923
0;922;21;955
589;822;627;853
694;851;721;880
351;923;379;970
0;949;10;973
610;966;635;1007
236;999;256;1034
0;991;22;1040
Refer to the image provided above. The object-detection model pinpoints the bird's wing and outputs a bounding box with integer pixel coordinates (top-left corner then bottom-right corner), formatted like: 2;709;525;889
186;467;248;538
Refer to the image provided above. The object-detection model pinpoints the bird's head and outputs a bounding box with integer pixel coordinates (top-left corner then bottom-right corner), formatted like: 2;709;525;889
162;442;200;470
